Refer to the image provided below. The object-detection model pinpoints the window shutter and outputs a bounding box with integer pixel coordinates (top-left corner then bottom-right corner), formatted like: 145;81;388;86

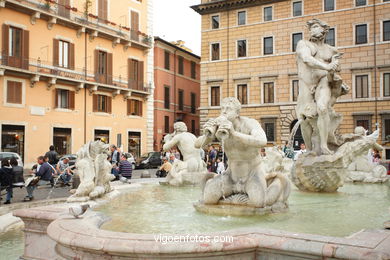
107;96;112;113
53;39;59;67
138;100;143;116
107;52;113;85
69;91;75;110
94;50;99;81
93;94;98;112
14;82;22;104
22;30;29;70
6;81;14;103
138;60;144;90
2;24;9;62
128;58;135;89
127;99;131;115
54;89;59;108
69;42;75;70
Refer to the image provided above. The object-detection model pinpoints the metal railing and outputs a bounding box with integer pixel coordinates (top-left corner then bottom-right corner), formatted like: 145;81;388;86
1;54;151;93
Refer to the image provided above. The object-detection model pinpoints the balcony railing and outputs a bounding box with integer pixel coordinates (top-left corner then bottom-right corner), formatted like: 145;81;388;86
0;54;151;94
2;0;153;49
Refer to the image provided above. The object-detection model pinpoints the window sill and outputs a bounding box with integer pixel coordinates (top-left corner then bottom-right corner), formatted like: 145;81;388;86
127;115;143;118
54;108;73;113
93;112;111;117
3;103;24;108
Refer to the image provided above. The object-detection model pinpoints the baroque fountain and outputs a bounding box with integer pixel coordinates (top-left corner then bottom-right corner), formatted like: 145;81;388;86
3;19;390;259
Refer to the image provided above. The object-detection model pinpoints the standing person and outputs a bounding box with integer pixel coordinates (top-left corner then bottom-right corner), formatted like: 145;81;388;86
169;154;177;164
118;154;132;179
294;143;307;161
45;145;59;167
216;158;225;174
56;157;72;186
0;158;14;204
173;148;181;160
10;157;24;187
24;156;55;201
110;145;120;180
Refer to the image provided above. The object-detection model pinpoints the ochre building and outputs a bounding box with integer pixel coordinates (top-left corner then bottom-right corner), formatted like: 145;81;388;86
153;37;200;151
0;0;154;166
192;0;390;161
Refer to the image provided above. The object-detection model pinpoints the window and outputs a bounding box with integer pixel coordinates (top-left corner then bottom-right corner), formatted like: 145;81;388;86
9;27;22;58
355;0;366;6
164;116;170;133
324;0;335;11
237;40;247;58
130;10;140;41
264;37;273;55
58;40;69;68
97;51;107;75
93;94;111;113
127;99;143;116
292;80;299;102
178;56;184;75
191;92;196;114
94;129;109;143
237;11;246;25
355;75;369;98
354;115;371;133
178;89;184;111
237;84;248;105
293;1;302;16
164;86;170;109
191;61;196;79
263;82;274;103
292;33;302;52
325;28;335;46
98;0;108;21
355;24;367;44
386;149;390;161
211;43;220;61
128;131;141;158
211;15;220;29
210;86;220;106
384;73;390;97
164;51;170;70
264;6;272;21
128;58;144;90
383;115;390;141
55;89;75;109
53;127;71;155
6;80;22;104
191;120;196;135
384;21;390;41
58;0;70;18
262;118;276;142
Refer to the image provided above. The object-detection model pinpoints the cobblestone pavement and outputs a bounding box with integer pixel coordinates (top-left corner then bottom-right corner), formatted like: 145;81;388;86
0;168;158;207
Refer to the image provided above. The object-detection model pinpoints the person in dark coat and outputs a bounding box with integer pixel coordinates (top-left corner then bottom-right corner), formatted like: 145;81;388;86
10;157;24;187
0;158;14;204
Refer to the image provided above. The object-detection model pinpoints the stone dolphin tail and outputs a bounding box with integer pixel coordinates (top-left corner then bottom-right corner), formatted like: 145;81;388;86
69;204;90;218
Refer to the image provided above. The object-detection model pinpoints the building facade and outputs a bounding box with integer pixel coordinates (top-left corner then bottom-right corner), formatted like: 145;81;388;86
153;37;201;151
0;0;154;166
192;0;390;160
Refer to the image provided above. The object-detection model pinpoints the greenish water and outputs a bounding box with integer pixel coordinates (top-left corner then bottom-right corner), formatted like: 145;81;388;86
97;183;390;237
0;226;24;259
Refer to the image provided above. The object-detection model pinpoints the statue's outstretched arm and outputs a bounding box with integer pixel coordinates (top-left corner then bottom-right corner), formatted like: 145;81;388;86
296;41;333;71
195;135;212;149
231;120;267;148
163;136;178;152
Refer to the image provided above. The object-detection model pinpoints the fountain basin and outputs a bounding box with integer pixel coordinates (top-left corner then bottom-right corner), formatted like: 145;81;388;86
12;182;390;259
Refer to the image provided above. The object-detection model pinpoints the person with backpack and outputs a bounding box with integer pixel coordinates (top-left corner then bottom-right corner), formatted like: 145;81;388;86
45;145;59;167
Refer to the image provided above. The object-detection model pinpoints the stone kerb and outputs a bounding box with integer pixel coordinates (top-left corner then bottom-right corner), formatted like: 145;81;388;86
44;212;390;260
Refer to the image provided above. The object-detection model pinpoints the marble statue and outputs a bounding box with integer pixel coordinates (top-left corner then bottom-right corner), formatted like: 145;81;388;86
260;147;293;178
162;122;207;186
67;141;115;202
291;19;383;192
194;97;291;214
346;127;388;183
295;18;350;156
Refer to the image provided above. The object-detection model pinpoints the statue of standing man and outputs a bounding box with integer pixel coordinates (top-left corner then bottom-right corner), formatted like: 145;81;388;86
296;19;349;155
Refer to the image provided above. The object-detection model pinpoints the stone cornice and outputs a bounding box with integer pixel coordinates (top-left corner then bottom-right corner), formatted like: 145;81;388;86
191;0;286;15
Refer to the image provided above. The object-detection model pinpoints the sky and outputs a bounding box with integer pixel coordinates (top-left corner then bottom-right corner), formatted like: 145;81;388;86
154;0;201;55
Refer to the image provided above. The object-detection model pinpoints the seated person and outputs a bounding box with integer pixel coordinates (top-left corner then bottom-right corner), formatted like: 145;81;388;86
10;157;24;188
118;154;132;179
156;157;171;177
25;156;55;201
56;157;72;186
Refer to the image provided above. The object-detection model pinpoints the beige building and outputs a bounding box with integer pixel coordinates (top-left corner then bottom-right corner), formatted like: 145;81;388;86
0;0;155;165
192;0;390;161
